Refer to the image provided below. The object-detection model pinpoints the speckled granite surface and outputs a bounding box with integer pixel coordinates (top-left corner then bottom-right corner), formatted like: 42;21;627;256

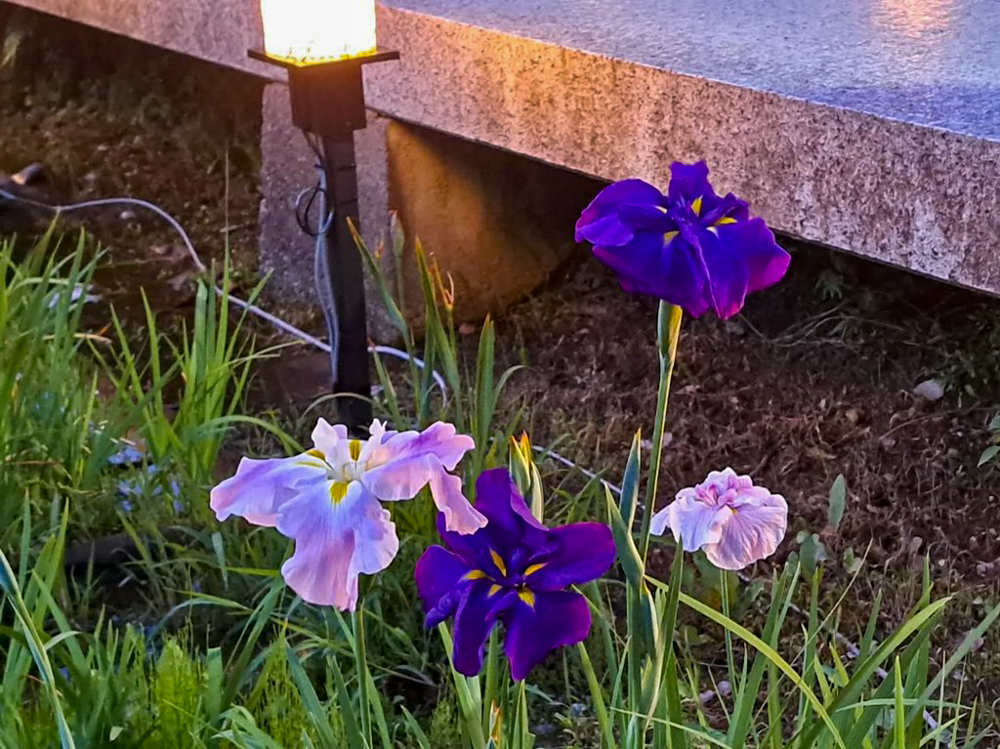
382;0;1000;140
363;1;1000;296
7;0;1000;295
6;0;271;77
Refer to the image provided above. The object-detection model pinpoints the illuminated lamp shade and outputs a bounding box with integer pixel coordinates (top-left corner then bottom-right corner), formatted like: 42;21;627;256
260;0;378;64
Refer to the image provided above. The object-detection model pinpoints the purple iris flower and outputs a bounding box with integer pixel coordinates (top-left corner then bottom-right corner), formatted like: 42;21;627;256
575;161;790;319
415;469;615;681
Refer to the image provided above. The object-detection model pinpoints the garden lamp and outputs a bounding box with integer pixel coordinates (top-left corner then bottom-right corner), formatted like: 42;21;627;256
252;0;399;432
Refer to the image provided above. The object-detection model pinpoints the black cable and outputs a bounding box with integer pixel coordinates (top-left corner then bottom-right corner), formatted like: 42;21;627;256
293;132;333;238
294;173;328;238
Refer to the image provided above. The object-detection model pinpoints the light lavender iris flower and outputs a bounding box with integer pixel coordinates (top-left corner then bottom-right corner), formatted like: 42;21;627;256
210;418;487;611
650;468;787;570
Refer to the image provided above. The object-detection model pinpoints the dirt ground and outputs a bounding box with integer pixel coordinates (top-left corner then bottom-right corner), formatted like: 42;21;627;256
0;6;264;319
3;4;1000;717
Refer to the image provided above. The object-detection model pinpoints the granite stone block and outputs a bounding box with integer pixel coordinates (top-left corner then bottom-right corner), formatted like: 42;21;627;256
379;119;594;325
364;4;1000;296
11;0;1000;298
7;0;275;77
258;83;318;303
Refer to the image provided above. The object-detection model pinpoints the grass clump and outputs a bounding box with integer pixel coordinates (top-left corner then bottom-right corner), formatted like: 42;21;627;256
1;224;998;748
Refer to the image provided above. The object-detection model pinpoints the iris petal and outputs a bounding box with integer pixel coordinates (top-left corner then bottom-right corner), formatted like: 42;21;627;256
209;456;324;527
360;422;486;534
451;581;514;677
476;469;548;532
502;590;592;681
366;421;473;473
716;219;791;295
577;161;789;318
310;418;352;465
594;232;710;316
704;493;788;570
526;523;616;592
416;469;613;681
650;490;729;552
575;179;667;244
694;224;753;319
276;482;399;611
415;545;473;627
429;469;490;535
666;161;714;205
437;469;549;559
575;213;635;246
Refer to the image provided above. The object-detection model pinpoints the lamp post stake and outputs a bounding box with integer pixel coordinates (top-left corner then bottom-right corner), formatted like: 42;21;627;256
249;48;398;434
323;135;372;430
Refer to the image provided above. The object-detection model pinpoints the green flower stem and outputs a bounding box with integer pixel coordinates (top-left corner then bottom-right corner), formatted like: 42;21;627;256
482;628;500;734
576;642;614;749
720;570;738;700
353;606;373;747
626;588;641;715
515;680;531;749
640;301;683;559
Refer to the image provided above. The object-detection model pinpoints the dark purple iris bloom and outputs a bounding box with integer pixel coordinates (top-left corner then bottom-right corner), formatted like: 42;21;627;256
575;161;791;319
415;469;615;681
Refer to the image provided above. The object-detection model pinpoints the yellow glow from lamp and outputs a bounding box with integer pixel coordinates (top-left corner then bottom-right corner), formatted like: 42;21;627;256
260;0;378;64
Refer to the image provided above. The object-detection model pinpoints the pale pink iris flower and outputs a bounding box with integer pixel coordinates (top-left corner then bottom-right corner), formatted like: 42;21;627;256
650;468;787;570
210;419;487;611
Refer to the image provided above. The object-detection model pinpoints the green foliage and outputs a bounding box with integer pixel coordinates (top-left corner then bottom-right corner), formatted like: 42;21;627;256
979;414;999;467
0;232;130;536
155;637;204;747
247;636;317;747
96;260;269;499
354;216;525;533
427;685;463;748
2;225;998;749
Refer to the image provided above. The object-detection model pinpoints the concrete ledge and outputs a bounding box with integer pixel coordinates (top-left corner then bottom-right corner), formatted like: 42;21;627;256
10;0;1000;301
366;5;1000;297
380;119;594;323
3;0;272;77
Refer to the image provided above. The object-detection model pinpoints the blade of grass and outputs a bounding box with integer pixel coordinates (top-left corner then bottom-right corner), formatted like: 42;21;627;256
0;549;76;749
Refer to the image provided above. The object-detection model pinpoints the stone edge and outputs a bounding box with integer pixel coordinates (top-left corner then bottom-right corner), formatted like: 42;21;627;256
365;6;1000;296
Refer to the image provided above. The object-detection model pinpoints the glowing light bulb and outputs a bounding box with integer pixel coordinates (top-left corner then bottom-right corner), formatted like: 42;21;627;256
260;0;378;64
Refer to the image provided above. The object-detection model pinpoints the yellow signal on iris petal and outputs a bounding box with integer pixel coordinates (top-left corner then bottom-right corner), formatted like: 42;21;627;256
330;482;349;504
691;196;703;215
664;230;679;244
488;584;503;597
349;440;362;461
518;587;536;607
524;563;546;576
464;570;488;581
489;549;507;577
715;217;737;226
296;448;328;468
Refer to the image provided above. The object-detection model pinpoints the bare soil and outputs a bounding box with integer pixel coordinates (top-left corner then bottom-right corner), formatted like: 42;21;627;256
0;5;264;320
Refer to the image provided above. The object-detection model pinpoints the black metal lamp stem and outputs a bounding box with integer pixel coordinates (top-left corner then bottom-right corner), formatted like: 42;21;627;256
322;137;373;430
248;48;398;434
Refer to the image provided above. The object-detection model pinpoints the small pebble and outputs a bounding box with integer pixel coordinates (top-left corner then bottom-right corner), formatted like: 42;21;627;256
912;379;945;401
